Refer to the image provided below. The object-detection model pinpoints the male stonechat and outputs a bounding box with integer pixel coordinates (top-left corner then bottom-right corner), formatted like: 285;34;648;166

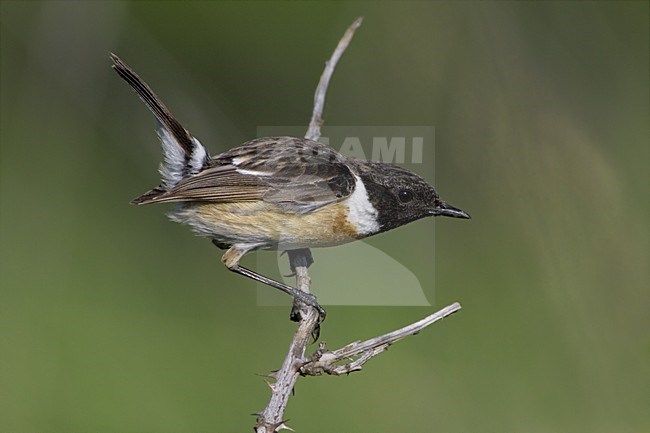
111;54;469;320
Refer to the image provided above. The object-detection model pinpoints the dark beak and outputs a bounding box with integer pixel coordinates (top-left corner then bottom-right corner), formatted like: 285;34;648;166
432;202;471;219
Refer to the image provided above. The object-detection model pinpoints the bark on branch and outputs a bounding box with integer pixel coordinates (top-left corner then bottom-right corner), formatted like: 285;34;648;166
299;303;461;377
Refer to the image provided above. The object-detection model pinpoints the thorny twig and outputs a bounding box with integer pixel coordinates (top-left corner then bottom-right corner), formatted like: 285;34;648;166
300;303;461;376
254;18;461;433
254;18;363;433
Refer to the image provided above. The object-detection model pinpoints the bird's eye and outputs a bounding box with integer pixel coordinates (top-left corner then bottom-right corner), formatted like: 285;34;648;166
398;189;414;203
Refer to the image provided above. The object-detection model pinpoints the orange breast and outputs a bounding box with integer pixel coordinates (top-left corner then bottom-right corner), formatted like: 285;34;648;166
171;200;361;249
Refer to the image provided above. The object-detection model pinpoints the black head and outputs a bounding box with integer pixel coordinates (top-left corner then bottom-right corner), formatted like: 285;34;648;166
354;161;470;234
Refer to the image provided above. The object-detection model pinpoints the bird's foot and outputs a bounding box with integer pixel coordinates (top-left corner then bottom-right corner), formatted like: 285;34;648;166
290;291;326;323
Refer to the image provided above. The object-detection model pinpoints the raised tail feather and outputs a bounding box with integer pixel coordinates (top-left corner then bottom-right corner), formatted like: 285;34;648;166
110;53;209;201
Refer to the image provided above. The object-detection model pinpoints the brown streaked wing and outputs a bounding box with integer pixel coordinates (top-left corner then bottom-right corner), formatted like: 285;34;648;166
131;186;167;205
133;136;357;212
133;165;269;204
215;137;356;213
261;161;355;212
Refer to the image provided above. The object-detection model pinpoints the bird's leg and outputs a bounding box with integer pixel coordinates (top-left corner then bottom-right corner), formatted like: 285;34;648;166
219;243;326;321
286;248;315;323
229;265;326;320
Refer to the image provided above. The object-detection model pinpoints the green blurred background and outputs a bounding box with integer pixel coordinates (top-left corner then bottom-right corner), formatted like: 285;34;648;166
1;1;648;432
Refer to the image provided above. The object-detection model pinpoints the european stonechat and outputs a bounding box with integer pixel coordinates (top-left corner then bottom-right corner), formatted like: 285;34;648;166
111;54;469;319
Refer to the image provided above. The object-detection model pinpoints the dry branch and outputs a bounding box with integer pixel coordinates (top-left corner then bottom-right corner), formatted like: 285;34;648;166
254;18;363;433
305;17;363;141
254;18;461;433
300;303;461;376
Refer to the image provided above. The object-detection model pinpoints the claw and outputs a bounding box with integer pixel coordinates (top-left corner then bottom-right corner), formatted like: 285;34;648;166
290;295;326;329
311;323;321;342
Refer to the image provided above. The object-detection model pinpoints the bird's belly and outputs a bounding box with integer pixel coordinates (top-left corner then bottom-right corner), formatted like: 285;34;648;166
168;201;361;249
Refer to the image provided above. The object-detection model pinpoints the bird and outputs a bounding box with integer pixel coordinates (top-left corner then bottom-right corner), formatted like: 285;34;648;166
111;53;470;321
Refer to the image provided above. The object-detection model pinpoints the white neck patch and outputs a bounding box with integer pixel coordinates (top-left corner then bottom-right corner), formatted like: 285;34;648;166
346;175;380;235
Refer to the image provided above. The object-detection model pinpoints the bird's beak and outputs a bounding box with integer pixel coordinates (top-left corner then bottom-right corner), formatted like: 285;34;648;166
431;202;471;219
